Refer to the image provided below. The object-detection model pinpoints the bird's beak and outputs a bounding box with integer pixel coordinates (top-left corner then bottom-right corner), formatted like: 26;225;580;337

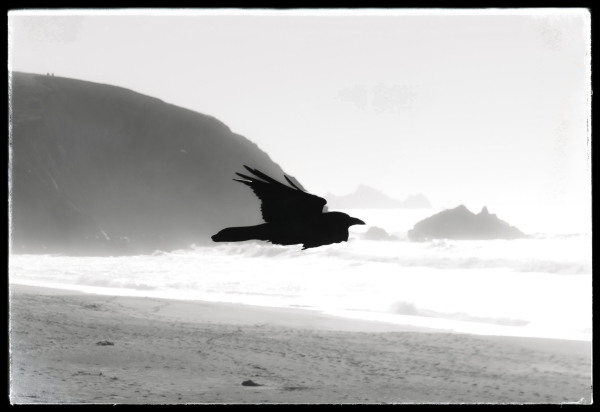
351;218;366;226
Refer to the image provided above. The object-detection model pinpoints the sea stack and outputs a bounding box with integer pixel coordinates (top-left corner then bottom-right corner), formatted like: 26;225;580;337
408;205;527;241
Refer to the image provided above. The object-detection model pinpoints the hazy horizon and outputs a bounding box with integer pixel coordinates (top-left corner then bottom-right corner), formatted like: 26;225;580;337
8;9;591;221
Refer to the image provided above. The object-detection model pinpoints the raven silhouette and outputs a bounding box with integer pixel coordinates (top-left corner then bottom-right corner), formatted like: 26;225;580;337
211;166;365;250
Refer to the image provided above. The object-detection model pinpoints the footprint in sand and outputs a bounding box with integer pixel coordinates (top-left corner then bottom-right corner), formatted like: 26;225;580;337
242;380;263;387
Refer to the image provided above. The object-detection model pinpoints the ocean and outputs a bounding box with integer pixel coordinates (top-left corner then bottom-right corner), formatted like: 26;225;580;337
9;207;592;341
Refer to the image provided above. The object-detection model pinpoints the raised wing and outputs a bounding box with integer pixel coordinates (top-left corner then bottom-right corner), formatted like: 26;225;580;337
233;165;327;223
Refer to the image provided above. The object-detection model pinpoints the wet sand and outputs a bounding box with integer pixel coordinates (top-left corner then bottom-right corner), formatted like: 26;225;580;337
9;284;591;404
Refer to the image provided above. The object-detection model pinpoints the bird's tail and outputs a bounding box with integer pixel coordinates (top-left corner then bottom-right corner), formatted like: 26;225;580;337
211;225;267;243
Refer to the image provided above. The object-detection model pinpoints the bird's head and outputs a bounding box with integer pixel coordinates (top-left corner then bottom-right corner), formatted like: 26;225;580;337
327;212;366;227
346;215;366;227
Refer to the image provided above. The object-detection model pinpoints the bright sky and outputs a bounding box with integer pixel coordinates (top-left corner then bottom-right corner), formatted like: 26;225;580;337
8;9;591;222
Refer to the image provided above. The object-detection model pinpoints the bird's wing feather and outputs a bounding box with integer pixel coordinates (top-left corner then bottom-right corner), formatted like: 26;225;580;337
233;165;327;223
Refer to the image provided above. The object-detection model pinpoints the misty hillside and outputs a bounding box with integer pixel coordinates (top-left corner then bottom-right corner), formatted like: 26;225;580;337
325;185;431;209
10;72;304;255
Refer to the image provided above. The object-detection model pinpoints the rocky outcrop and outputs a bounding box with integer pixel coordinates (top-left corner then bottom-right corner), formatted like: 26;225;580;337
10;72;303;255
407;205;527;241
363;226;399;241
399;194;431;209
325;185;430;209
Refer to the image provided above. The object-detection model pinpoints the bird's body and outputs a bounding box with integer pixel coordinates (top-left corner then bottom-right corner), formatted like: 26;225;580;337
211;166;365;249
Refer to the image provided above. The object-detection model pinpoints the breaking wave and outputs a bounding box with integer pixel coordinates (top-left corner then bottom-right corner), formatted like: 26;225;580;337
196;234;592;275
387;300;530;327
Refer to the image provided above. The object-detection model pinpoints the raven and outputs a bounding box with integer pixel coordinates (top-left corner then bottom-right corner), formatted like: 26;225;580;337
211;166;365;250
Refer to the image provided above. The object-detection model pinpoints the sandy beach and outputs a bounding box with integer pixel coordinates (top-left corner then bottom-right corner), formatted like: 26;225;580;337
9;284;591;404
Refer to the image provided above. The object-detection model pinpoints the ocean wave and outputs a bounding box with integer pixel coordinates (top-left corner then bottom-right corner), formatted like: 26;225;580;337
74;274;157;290
10;250;591;340
197;238;592;275
387;300;530;327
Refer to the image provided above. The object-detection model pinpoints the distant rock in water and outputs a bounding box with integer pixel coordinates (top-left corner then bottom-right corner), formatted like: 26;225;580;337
325;185;431;209
363;226;399;241
400;194;431;209
407;205;527;241
10;72;304;255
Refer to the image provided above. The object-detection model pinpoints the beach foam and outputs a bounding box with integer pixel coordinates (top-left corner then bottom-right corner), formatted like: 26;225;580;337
9;232;591;342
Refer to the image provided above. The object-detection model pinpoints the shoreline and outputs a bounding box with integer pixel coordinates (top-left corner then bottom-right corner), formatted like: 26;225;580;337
10;283;592;403
9;283;443;334
9;282;591;343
